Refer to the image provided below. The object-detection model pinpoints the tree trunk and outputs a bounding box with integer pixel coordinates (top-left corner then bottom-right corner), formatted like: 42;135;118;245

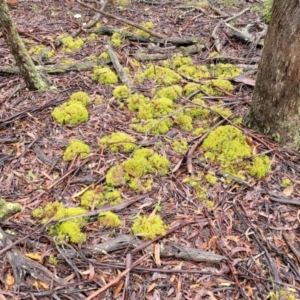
0;0;48;90
247;0;300;149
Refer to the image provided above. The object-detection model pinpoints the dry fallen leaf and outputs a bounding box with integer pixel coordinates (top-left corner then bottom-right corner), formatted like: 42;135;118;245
25;252;42;261
5;274;15;290
283;185;294;197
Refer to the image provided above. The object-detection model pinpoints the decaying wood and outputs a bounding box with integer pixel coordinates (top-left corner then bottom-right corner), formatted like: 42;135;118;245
0;227;66;286
64;234;226;263
105;44;132;88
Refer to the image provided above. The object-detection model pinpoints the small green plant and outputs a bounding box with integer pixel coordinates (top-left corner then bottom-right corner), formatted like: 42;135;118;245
281;178;292;187
154;199;162;212
252;0;273;23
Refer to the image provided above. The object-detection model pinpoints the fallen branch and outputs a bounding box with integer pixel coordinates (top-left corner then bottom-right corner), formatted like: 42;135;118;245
105;44;132;88
77;0;166;39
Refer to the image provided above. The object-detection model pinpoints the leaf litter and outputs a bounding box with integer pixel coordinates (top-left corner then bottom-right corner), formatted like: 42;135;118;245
1;0;300;299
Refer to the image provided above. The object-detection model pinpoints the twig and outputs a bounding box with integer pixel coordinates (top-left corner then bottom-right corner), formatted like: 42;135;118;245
85;253;149;300
77;0;166;39
282;232;300;264
105;44;132;88
212;8;250;52
51;192;155;224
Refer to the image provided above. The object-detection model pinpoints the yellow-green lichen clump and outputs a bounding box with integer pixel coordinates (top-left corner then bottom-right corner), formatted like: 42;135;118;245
63;139;91;161
100;132;136;153
61;36;84;53
32;201;88;244
52;102;89;125
131;214;168;240
106;149;170;188
91;67;118;84
153;85;182;101
202;125;270;179
69;91;91;106
113;85;131;99
135;65;182;85
135;21;154;37
81;189;122;208
110;32;124;46
210;63;242;78
52;91;90;125
123;148;170;177
98;211;121;228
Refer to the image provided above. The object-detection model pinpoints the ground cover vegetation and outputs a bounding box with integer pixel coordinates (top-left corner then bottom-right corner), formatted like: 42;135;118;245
0;0;299;299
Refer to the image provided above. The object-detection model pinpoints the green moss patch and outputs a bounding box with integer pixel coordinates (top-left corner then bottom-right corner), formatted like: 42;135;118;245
100;132;136;153
110;32;124;46
52;91;90;125
135;65;182;85
113;85;131;99
69;91;90;106
98;211;121;228
210;63;242;78
202;125;270;179
63;139;90;161
80;189;123;208
106;165;129;187
0;198;22;220
52;102;89;125
61;36;84;53
153;85;182;101
106;149;169;189
91;67;118;84
172;139;188;154
32;201;88;244
131;214;168;240
126;94;150;111
135;21;154;37
131;118;173;134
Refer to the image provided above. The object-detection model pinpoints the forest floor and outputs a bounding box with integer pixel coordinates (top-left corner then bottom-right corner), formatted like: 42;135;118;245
2;0;300;299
